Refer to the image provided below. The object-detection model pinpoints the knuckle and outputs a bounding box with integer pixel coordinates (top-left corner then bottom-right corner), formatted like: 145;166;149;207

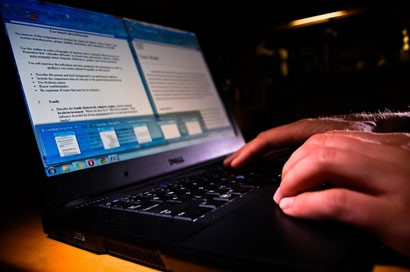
316;147;338;165
257;130;269;140
304;134;339;165
256;130;274;145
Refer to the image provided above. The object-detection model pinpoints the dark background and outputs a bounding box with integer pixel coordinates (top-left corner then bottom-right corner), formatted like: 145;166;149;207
3;0;410;136
1;1;410;268
1;0;409;196
43;0;410;140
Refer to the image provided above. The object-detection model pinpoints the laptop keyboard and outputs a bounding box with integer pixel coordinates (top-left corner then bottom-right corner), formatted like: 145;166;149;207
96;158;285;222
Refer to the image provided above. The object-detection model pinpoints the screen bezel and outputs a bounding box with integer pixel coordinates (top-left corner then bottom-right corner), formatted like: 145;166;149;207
0;0;245;208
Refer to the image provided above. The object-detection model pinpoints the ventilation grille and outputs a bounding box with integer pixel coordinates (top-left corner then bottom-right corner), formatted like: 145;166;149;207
104;239;166;269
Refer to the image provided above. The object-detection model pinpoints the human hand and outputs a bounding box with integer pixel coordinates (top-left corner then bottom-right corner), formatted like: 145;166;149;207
223;118;376;168
274;131;410;257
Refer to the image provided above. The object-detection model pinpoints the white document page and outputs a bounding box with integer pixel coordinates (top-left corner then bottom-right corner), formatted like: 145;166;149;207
6;22;153;125
134;41;231;129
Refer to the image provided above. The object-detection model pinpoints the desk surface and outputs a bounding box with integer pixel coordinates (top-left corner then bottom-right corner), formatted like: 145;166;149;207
1;187;409;272
0;207;158;272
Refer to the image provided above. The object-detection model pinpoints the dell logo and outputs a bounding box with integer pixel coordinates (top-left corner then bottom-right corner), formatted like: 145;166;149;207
168;156;185;166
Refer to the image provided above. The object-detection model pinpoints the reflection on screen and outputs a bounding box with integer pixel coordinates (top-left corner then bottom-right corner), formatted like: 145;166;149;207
0;0;235;176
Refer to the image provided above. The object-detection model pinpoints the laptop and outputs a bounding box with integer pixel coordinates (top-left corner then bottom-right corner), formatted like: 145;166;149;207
0;0;377;270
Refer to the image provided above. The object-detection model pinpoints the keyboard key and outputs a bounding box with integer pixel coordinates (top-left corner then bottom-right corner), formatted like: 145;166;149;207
95;155;288;221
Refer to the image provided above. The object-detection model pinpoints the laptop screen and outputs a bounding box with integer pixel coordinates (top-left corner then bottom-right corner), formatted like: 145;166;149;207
1;0;238;177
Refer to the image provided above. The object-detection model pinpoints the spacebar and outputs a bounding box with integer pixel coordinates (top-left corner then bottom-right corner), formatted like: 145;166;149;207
173;205;213;221
168;200;213;221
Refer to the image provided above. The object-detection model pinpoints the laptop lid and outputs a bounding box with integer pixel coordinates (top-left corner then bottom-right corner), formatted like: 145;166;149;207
0;0;245;208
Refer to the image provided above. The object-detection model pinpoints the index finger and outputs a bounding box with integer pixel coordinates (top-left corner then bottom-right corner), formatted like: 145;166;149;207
224;119;315;168
276;131;410;202
224;118;368;168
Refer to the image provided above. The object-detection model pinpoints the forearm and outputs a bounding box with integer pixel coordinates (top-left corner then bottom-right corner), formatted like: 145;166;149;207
322;109;410;133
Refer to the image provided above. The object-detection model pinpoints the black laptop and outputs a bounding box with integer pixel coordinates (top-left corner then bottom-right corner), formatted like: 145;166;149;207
0;0;377;271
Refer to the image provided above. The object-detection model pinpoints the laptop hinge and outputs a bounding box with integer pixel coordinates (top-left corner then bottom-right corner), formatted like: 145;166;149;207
64;197;91;208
